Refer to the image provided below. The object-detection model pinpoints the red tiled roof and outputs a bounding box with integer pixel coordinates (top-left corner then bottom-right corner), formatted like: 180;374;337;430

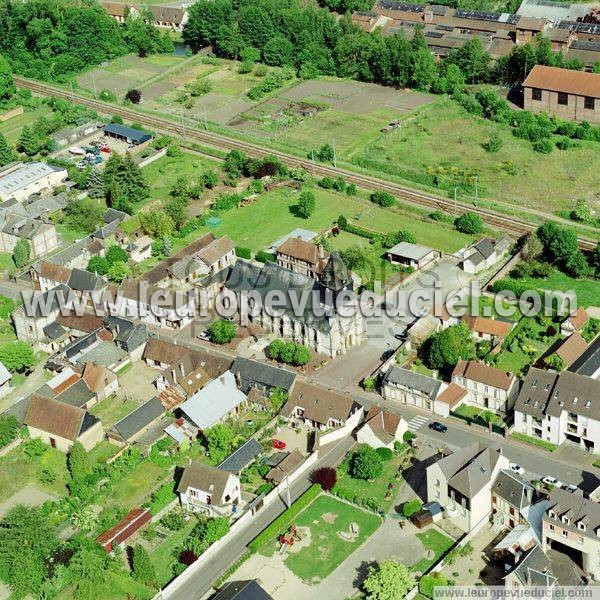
523;65;600;98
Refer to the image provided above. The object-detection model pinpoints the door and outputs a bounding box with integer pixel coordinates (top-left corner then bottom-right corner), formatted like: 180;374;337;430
49;438;56;448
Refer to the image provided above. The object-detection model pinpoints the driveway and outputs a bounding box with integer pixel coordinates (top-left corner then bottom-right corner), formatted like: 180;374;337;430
118;361;160;401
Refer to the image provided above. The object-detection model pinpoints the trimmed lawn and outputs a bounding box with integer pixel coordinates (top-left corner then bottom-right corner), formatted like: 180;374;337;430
91;396;141;430
0;252;16;278
283;495;381;583
354;97;600;214
87;440;121;465
510;432;557;452
0;444;69;503
333;449;407;512
504;271;600;309
452;404;505;428
410;529;455;573
55;223;89;245
0;106;53;144
150;518;197;587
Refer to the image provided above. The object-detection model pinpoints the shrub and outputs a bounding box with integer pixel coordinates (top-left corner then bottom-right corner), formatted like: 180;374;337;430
160;511;186;531
207;319;237;345
318;176;334;189
455;211;483;234
0;415;19;448
370;190;395;207
532;138;553;154
125;89;142;104
235;246;251;259
350;445;383;480
402;499;422;518
346;183;357;195
255;250;275;263
376;447;393;461
419;573;449;599
313;467;337;491
363;376;376;391
482;133;502;153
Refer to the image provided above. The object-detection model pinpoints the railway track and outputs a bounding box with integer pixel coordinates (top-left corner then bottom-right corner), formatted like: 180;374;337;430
17;76;597;251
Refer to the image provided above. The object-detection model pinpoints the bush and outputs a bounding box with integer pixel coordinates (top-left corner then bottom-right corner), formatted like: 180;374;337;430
350;445;383;480
255;250;275;263
482;133;502;153
402;499;422;518
376;447;393;461
455;211;483;234
207;319;237;345
160;510;186;531
346;183;357;195
248;484;321;552
125;89;142;104
318;176;334;189
419;573;449;599
313;467;337;491
532;138;553;154
0;415;19;448
235;246;251;259
370;190;395;207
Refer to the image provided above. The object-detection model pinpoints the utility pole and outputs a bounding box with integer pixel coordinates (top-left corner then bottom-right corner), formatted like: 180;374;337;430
332;138;337;168
474;176;478;207
70;80;75;103
92;72;97;100
284;472;291;508
180;109;185;139
454;187;458;217
203;104;208;130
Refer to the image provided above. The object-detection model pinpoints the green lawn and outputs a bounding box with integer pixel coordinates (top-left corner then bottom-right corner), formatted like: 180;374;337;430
352;97;600;214
411;529;455;573
510;432;557;452
56;223;89;245
493;316;563;375
0;252;16;278
0;444;70;503
150;518;197;587
333;448;407;512
0;106;53;144
91;396;141;430
283;495;381;583
504;270;600;309
55;571;155;600
452;404;505;428
87;440;121;465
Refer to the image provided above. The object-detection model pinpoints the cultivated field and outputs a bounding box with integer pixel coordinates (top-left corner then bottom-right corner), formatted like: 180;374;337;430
0;105;53;143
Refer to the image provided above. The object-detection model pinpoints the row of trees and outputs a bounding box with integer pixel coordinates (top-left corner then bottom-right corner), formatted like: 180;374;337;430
0;0;173;82
183;0;589;95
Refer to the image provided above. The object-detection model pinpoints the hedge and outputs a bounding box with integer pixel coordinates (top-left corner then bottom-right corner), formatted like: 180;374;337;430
235;246;251;259
338;218;381;241
248;484;321;552
510;432;557;452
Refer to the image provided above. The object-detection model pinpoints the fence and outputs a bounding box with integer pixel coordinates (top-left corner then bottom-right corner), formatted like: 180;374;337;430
0;437;21;458
485;249;523;290
137;147;167;168
154;450;319;599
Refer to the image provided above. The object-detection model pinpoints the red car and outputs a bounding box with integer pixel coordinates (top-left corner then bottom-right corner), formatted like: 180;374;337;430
100;145;110;153
272;439;286;449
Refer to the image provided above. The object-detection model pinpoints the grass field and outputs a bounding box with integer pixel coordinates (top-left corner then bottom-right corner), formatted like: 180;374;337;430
0;444;69;503
504;270;600;309
90;396;141;430
150;518;197;586
452;405;505;428
411;529;455;573
352;97;600;213
283;495;381;583
0;105;53;144
510;432;557;452
333;449;407;512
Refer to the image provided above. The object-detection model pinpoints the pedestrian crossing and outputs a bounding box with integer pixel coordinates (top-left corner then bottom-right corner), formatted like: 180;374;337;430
407;415;429;432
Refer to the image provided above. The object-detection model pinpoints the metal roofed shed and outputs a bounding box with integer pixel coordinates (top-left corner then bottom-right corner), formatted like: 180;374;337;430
386;242;437;270
103;123;152;145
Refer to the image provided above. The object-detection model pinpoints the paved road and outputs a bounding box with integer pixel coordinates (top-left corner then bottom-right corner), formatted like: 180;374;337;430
0;279;31;301
355;390;600;492
162;436;355;600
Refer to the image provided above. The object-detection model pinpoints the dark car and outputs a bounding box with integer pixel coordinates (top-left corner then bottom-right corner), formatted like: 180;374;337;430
429;421;448;433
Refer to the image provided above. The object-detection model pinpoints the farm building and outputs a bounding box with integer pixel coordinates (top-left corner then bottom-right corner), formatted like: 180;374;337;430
386;242;437;270
103;123;152;145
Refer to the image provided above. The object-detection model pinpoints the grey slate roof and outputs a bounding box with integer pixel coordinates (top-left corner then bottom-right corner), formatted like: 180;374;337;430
545;487;600;539
437;442;503;499
42;321;68;341
111;396;165;441
67;268;105;293
176;462;231;499
516;367;600;421
506;545;556;587
23;284;73;319
218;438;262;474
492;469;535;511
212;580;273;600
55;378;96;408
383;366;442;400
230;357;296;394
569;337;600;377
321;251;352;292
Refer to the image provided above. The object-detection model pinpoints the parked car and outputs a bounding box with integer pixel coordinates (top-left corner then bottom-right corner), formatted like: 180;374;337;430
542;476;563;488
429;421;447;433
272;439;286;450
100;145;110;153
197;330;210;341
565;484;579;493
509;463;525;475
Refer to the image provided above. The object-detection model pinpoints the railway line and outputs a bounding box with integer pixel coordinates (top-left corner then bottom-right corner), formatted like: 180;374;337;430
16;76;597;251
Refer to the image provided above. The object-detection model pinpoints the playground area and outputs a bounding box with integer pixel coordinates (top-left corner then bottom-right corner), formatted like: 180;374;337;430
278;495;381;584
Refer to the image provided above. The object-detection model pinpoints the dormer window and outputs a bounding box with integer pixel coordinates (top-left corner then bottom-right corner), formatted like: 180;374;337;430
549;510;556;519
532;379;538;387
554;390;560;398
578;522;586;531
573;397;578;405
562;516;570;525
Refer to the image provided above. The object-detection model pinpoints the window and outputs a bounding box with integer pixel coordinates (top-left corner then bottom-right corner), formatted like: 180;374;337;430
532;88;542;101
549;524;554;531
562;529;568;538
584;96;595;110
558;92;569;106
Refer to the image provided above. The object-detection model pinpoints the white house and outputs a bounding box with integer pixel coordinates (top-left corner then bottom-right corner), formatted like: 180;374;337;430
382;365;444;412
451;360;520;417
560;307;589;336
514;367;600;453
177;462;241;515
356;406;407;449
0;361;12;398
459;237;510;274
426;442;509;532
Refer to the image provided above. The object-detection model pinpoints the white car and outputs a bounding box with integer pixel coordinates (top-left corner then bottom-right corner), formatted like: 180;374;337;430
509;463;525;475
565;484;579;493
542;476;563;488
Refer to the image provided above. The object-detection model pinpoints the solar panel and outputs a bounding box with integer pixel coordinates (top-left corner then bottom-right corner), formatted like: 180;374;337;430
425;30;445;37
436;24;454;31
571;39;600;50
455;9;504;22
430;4;448;16
376;0;424;12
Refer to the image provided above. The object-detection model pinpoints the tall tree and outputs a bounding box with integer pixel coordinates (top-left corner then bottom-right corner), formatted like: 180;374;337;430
12;238;30;268
0;55;16;103
0;133;17;166
67;545;108;600
68;441;92;482
132;544;156;587
447;37;490;84
363;560;415;600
